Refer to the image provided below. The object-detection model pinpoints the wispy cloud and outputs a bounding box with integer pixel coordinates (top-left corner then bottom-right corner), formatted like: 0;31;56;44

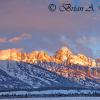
76;36;100;46
9;33;32;43
0;38;7;43
0;48;23;52
0;0;99;58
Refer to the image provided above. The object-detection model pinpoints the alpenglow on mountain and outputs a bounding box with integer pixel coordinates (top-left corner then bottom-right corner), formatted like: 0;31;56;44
0;47;96;67
0;47;100;97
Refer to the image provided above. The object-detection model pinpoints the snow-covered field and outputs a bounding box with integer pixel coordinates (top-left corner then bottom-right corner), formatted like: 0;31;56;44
2;97;100;100
0;90;100;100
0;89;100;95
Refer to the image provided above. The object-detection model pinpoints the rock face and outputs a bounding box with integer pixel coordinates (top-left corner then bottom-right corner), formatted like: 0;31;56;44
0;49;20;61
0;47;97;67
54;47;96;67
54;47;72;64
0;60;99;91
68;54;96;67
96;58;100;67
29;51;51;63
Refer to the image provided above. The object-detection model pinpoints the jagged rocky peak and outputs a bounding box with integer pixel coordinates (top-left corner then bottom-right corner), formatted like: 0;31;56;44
77;54;88;61
77;54;96;67
29;50;51;62
0;47;97;67
36;50;51;62
68;53;96;67
59;46;72;55
0;48;21;61
54;46;72;62
96;58;100;67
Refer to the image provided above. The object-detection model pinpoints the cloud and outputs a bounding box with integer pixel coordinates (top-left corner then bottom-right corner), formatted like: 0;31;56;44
0;48;23;52
59;35;73;49
76;36;100;46
0;38;7;43
9;33;32;43
76;43;94;58
76;35;100;58
0;0;99;58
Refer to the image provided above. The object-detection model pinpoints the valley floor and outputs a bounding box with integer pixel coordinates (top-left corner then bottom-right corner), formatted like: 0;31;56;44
2;97;100;100
0;89;100;99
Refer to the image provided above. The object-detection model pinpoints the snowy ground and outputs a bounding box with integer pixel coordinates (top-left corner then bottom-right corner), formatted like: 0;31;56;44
1;97;100;100
0;89;100;96
0;89;99;99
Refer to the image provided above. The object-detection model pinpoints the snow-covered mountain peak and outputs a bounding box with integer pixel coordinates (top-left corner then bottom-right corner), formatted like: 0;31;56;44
0;47;97;67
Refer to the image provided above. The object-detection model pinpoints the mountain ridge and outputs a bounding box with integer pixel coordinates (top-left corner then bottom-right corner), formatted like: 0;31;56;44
0;60;100;91
0;47;97;67
0;60;85;91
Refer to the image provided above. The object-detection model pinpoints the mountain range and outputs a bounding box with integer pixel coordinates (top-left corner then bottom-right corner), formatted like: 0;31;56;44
0;47;98;67
0;60;100;91
0;47;100;97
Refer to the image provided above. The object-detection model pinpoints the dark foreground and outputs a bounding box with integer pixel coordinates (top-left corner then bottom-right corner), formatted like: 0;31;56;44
0;89;100;99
